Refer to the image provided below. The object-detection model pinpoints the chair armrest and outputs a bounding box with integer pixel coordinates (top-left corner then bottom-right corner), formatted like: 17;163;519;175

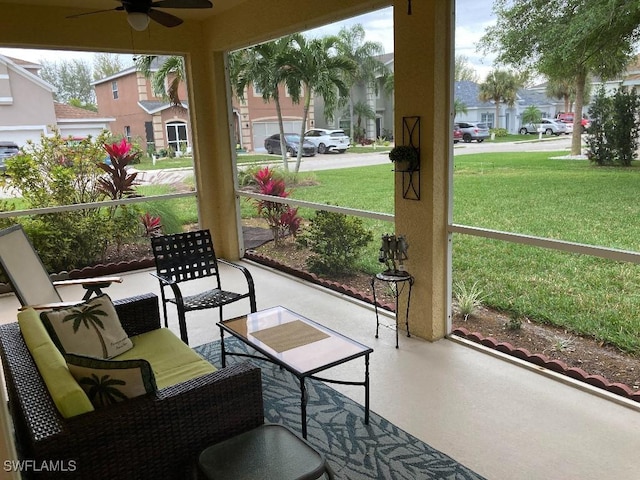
218;259;256;307
53;276;123;287
114;293;161;337
149;271;176;286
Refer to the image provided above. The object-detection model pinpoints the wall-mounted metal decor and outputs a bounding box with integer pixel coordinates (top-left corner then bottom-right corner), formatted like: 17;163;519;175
400;116;420;200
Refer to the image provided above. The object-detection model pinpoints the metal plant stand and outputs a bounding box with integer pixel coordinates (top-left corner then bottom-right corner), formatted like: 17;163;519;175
371;272;414;348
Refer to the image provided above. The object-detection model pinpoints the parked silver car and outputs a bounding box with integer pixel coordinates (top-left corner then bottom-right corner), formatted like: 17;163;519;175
455;122;490;143
304;128;350;154
519;118;567;136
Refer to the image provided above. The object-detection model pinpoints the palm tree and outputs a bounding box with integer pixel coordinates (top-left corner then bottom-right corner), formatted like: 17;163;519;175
478;69;522;129
135;55;185;107
78;373;128;406
335;24;389;142
62;303;110;358
521;105;542;126
352;100;376;143
278;34;356;173
231;37;294;171
453;98;468;118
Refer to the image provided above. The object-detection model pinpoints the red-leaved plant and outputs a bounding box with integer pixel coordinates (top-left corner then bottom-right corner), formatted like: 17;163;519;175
140;212;162;237
97;139;140;199
253;167;301;244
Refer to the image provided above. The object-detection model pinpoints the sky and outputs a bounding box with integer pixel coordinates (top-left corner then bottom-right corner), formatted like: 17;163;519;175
0;1;497;80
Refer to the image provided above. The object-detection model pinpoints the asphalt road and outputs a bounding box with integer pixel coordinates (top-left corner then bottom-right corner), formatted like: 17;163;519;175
289;134;575;172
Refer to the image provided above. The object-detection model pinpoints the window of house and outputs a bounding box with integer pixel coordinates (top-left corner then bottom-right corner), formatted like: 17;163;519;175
111;81;119;100
481;113;495;128
124;125;131;141
166;121;188;153
252;84;263;97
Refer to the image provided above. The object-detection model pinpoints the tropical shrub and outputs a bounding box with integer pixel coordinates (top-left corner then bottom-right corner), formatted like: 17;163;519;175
587;87;640;166
297;209;373;275
253;167;301;244
1;132;143;271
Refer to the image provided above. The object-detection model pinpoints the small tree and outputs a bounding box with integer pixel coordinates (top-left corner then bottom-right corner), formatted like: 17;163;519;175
587;87;640;166
296;209;372;275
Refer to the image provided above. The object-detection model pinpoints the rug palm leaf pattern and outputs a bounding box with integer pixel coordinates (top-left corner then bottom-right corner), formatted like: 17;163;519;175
196;339;485;480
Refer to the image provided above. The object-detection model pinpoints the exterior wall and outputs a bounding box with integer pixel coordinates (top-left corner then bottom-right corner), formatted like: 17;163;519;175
95;72;148;142
233;83;308;152
0;58;56;145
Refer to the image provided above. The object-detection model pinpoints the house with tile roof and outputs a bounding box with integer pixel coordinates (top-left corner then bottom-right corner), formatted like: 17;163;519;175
0;55;113;147
93;57;309;154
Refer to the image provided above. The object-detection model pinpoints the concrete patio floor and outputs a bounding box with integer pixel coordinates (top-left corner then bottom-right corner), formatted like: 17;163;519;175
0;261;638;479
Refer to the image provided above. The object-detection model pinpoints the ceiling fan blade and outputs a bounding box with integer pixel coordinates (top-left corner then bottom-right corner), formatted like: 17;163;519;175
148;8;184;27
151;0;212;8
66;6;123;19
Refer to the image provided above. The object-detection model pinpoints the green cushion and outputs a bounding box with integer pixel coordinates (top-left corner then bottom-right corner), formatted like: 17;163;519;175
65;354;157;408
18;309;94;418
116;328;216;389
40;294;133;359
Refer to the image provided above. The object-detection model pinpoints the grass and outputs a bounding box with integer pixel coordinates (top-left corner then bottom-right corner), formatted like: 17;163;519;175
242;152;640;355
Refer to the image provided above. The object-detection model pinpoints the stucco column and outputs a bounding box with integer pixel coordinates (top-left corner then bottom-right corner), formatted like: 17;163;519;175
186;49;241;260
393;0;453;341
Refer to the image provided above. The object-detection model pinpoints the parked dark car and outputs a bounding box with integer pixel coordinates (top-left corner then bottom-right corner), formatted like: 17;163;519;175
264;133;316;157
455;122;490;143
0;141;19;173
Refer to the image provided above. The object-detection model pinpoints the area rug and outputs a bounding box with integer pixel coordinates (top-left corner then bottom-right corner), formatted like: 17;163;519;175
195;339;485;480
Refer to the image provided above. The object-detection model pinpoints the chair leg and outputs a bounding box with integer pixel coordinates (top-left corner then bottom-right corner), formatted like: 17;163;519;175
177;306;189;345
159;287;169;328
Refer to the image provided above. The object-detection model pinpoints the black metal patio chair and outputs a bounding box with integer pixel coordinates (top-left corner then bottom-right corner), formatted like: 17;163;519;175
150;229;257;344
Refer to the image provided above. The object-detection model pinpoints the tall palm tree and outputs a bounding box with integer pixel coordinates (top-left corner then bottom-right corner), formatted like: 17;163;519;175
231;37;294;171
278;34;356;173
335;24;389;141
478;69;522;129
135;55;185;107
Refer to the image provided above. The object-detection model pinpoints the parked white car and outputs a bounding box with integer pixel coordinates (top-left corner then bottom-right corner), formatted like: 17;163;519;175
304;129;350;154
519;118;567;136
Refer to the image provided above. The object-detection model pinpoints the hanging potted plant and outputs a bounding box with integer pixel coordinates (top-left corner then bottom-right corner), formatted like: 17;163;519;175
389;145;419;171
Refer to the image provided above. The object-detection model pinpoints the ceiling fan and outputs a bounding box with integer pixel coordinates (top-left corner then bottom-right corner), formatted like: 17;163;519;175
67;0;213;31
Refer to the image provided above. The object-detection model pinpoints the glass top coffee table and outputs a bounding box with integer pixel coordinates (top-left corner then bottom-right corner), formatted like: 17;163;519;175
218;305;373;439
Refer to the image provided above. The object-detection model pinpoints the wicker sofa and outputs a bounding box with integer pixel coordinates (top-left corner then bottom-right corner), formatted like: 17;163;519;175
0;293;264;479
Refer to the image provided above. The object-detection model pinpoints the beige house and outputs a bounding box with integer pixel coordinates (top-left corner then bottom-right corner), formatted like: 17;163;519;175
0;55;113;146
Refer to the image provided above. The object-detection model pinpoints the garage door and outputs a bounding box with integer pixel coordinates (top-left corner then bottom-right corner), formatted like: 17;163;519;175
252;121;302;152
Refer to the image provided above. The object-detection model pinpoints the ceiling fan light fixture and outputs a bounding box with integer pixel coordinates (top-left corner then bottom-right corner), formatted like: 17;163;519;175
127;12;150;31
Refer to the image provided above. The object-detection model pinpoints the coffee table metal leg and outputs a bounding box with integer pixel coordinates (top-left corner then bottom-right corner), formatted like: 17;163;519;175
219;328;227;368
365;353;370;425
300;378;308;439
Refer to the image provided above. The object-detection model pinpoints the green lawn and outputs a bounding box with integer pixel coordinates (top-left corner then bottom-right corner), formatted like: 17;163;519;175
243;152;640;355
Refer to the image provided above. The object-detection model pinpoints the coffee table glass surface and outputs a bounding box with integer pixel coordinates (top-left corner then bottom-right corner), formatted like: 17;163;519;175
219;305;372;375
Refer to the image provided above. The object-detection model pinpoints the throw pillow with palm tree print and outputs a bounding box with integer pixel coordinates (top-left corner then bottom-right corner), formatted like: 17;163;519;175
41;294;133;359
65;354;157;408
